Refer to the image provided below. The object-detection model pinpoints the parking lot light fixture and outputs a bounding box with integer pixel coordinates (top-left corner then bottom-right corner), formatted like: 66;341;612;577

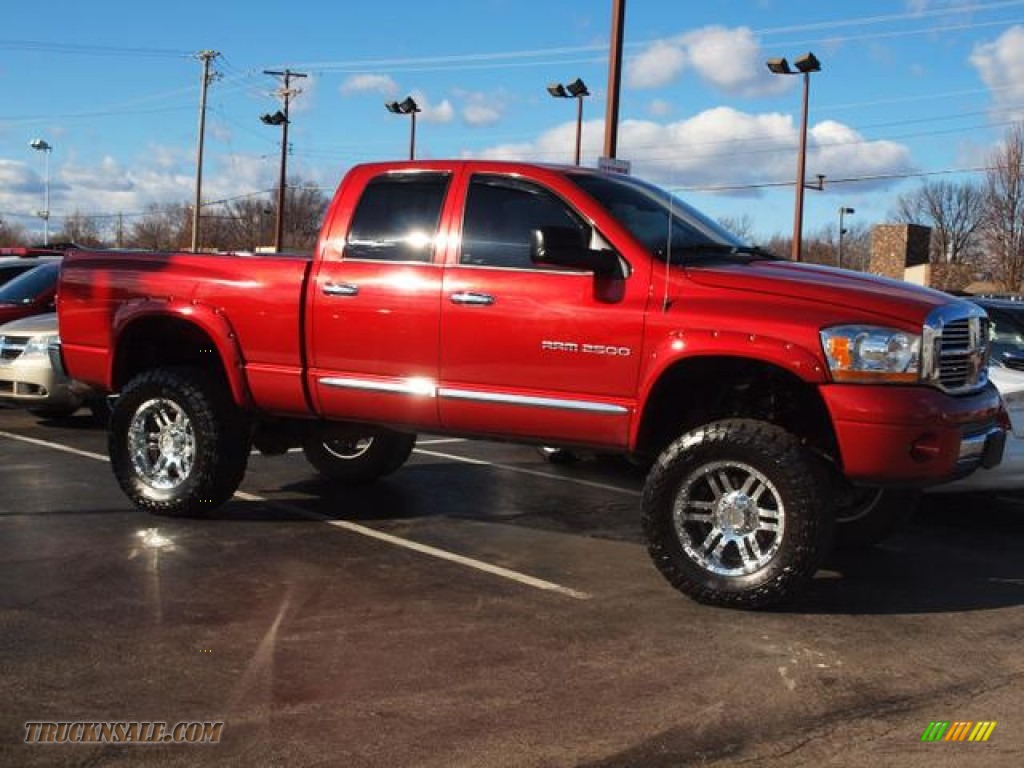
838;206;855;269
766;51;822;262
547;78;590;166
29;139;53;246
385;97;422;160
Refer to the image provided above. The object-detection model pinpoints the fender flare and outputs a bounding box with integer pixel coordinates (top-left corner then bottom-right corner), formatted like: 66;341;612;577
110;299;252;408
631;329;828;446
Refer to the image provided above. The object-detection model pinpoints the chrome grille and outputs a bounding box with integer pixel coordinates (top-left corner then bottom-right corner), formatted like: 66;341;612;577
0;335;29;361
924;304;989;394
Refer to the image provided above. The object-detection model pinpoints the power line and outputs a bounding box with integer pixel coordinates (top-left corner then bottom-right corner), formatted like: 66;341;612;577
0;39;193;58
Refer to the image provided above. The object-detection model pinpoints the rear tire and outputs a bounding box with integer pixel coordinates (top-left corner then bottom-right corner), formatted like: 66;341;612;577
108;367;250;517
642;419;833;609
302;426;416;483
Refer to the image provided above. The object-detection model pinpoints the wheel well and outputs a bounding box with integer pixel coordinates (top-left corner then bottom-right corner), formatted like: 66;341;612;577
112;316;230;394
636;357;837;462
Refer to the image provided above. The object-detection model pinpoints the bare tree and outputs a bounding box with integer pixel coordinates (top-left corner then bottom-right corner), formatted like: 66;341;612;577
716;214;756;242
893;179;985;263
282;181;330;250
127;203;190;251
0;215;28;246
983;123;1024;292
57;210;106;247
221;197;274;252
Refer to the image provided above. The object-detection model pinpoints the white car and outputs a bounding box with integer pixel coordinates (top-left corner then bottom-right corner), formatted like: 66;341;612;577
0;312;103;418
930;364;1024;492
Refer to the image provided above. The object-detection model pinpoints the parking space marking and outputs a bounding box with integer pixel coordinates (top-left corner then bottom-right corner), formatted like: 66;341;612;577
0;430;109;463
0;430;592;601
413;448;642;497
230;490;590;600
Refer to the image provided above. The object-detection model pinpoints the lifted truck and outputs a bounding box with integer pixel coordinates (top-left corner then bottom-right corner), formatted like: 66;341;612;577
57;160;1005;608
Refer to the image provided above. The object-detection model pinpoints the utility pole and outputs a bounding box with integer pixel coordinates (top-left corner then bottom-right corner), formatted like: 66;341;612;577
191;50;220;252
603;0;626;160
263;68;307;253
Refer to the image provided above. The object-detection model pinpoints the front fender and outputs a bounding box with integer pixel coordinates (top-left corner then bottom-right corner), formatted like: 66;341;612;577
110;299;252;408
631;329;828;445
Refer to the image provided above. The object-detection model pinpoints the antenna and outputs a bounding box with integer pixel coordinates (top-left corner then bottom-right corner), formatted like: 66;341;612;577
662;180;675;313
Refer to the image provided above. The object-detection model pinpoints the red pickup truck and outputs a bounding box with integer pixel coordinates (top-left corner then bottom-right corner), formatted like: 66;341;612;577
57;160;1004;608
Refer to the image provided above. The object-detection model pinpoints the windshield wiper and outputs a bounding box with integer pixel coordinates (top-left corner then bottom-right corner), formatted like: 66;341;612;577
657;242;779;263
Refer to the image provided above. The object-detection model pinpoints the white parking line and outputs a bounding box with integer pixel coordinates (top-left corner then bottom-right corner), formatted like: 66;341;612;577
413;448;642;497
0;430;592;601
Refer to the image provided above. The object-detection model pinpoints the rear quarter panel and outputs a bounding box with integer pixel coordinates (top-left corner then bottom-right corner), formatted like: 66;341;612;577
59;251;311;412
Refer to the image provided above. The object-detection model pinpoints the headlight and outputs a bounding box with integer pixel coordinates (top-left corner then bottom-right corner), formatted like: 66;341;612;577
820;325;921;383
21;334;58;360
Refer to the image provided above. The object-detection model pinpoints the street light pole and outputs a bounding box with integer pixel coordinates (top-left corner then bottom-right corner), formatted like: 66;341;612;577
766;52;822;263
385;97;422;160
29;138;52;246
547;79;590;166
603;0;626;160
838;206;855;269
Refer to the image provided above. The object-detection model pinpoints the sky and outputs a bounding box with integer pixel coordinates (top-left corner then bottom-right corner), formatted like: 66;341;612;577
2;0;1024;245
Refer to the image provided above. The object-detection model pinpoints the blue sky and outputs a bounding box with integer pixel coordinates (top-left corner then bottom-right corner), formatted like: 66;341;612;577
2;0;1024;244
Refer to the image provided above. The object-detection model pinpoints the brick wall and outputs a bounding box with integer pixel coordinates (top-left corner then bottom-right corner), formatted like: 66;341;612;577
869;224;931;279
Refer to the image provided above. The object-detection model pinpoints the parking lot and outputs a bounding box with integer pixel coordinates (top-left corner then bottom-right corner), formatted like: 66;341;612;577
1;405;1022;767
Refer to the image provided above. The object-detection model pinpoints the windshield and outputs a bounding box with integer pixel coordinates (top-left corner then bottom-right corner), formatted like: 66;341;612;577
567;172;756;262
0;262;58;304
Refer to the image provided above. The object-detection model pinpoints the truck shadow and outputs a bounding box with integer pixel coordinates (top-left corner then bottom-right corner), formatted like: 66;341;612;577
783;497;1024;614
210;467;1024;615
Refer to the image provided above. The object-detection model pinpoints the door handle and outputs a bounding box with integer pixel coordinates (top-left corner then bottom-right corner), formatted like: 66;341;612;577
450;291;495;306
323;282;359;297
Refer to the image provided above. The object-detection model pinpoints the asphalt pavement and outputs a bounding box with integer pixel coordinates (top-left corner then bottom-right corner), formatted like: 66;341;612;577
0;405;1021;767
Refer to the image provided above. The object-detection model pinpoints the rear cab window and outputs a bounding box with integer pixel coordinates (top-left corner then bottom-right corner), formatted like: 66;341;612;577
344;173;451;263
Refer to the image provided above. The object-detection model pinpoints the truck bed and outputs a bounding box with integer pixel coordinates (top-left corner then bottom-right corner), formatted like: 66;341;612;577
59;250;313;414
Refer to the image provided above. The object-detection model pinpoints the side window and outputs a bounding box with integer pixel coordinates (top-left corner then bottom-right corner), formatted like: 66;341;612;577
460;175;590;269
345;173;450;263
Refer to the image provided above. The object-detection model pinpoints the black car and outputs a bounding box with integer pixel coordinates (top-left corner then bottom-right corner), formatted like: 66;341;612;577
972;296;1024;370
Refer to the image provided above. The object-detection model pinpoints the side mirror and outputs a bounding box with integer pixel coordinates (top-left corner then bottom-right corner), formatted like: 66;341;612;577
530;227;623;279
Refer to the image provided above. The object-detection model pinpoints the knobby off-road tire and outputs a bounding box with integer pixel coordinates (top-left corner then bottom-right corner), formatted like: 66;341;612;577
642;419;834;609
108;367;251;517
833;488;920;549
302;428;416;483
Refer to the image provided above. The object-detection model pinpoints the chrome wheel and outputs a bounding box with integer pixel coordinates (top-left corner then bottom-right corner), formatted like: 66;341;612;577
128;397;195;491
321;436;374;461
672;460;785;576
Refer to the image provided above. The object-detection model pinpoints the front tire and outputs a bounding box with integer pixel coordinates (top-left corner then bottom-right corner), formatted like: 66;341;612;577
642;419;833;609
302;426;416;483
108;368;250;517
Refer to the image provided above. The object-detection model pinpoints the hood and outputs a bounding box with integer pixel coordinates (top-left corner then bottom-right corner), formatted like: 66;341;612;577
0;311;57;336
684;260;953;325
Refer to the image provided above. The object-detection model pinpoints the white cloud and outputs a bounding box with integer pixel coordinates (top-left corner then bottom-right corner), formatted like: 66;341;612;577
474;107;910;193
463;103;501;126
628;39;687;89
970;25;1024;121
627;26;790;97
410;92;454;123
340;73;398;96
648;99;674;118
